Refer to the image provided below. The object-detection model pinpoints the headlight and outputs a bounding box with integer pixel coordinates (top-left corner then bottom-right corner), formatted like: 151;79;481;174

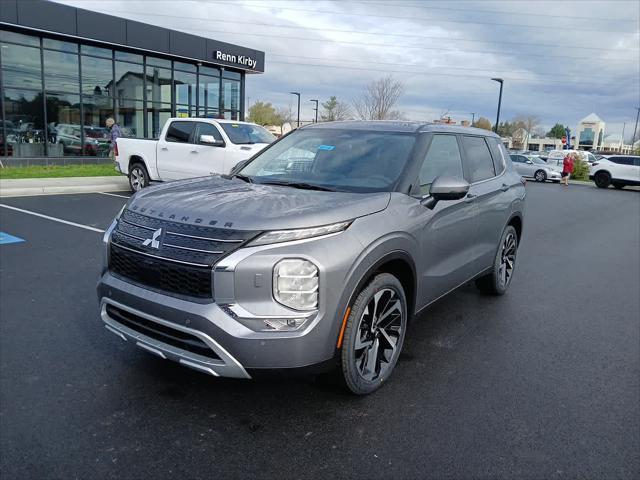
273;259;319;311
249;221;350;246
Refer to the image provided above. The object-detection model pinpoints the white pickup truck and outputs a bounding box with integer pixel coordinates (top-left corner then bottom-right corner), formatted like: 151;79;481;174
114;118;275;191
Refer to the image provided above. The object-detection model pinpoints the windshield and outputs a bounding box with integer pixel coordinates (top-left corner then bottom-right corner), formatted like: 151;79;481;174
239;128;416;193
220;123;275;145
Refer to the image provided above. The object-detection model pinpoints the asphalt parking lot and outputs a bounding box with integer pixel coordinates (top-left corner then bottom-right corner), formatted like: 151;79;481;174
1;183;638;479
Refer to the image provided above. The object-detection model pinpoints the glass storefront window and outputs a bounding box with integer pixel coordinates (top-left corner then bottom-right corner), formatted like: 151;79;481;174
46;92;82;157
198;74;220;115
174;61;197;72
81;55;113;96
116;98;143;138
174;70;196;108
222;78;240;111
147;103;172;138
115;61;144;100
199;65;220;77
176;104;195;118
82;95;113;131
222;70;241;80
146;66;172;104
146;56;171;69
115;51;143;63
222;111;240;120
44;50;79;93
3;88;45;157
1;43;42;89
81;45;112;58
0;31;39;46
43;38;78;53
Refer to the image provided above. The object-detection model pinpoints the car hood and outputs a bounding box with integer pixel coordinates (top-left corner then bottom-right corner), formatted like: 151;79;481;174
127;176;391;231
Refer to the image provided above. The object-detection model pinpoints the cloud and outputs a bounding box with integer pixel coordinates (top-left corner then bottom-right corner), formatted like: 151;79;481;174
57;0;639;134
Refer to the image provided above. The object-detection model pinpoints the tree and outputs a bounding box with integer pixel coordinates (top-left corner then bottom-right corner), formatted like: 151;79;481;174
497;120;515;137
320;96;351;122
546;123;567;139
513;115;540;144
276;105;294;126
472;117;492;131
353;75;405;120
247;101;281;126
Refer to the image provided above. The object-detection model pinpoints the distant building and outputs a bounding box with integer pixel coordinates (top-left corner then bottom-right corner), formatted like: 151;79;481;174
576;113;605;150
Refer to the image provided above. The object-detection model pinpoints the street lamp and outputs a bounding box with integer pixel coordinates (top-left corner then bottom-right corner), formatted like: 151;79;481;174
310;99;319;123
470;112;476;125
290;92;300;127
491;78;503;134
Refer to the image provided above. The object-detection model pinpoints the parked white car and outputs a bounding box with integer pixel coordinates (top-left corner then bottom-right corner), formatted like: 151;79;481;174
115;118;276;191
589;155;640;189
510;153;561;182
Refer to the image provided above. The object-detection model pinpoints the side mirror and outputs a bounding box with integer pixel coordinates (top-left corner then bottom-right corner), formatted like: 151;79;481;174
526;160;533;164
200;134;224;146
421;176;470;210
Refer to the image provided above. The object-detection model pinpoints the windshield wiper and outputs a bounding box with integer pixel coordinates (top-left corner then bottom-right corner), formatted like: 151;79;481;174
258;180;336;192
232;173;254;183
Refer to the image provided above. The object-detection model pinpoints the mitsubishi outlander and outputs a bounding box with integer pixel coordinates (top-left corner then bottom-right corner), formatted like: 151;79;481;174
97;121;525;395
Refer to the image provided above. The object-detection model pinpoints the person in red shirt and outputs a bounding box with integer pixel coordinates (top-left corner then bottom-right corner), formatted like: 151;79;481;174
561;153;575;186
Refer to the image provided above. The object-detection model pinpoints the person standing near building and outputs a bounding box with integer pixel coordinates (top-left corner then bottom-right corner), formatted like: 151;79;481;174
106;116;122;158
561;152;575;187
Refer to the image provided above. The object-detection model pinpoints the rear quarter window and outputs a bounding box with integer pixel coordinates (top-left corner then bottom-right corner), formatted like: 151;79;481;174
487;137;506;174
166;122;195;143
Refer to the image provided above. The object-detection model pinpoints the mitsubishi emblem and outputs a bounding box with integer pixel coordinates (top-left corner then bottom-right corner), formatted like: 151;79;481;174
142;228;162;249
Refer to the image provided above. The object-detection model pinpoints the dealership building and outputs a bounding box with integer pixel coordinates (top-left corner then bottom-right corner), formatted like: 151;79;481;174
0;0;264;160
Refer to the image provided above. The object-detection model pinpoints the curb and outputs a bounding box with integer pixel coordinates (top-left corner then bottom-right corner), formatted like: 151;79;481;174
0;178;130;198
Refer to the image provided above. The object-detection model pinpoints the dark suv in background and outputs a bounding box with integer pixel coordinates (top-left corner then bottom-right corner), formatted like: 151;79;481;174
98;121;526;394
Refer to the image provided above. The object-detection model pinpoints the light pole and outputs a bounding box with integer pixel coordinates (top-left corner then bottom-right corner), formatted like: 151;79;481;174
632;107;640;148
470;112;475;125
491;78;503;134
290;92;300;127
310;99;319;123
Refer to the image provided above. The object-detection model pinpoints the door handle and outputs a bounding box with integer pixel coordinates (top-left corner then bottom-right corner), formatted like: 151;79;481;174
160;147;168;151
500;183;510;192
190;150;198;154
464;193;477;203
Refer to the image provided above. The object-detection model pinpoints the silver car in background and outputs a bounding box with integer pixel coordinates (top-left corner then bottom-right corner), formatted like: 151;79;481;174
510;153;562;182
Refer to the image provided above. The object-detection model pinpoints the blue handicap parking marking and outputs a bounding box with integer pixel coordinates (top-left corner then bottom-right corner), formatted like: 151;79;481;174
0;232;25;245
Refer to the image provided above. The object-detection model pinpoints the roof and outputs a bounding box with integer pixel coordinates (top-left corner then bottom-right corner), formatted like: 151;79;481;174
1;0;264;73
302;120;499;137
579;113;604;124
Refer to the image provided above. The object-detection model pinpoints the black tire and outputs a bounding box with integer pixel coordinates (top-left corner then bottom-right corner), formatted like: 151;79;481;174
534;170;547;182
594;171;611;189
129;163;150;192
340;273;408;395
475;225;518;295
613;183;625;190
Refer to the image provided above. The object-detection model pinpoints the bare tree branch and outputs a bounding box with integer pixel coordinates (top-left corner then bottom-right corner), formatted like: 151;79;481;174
353;75;405;120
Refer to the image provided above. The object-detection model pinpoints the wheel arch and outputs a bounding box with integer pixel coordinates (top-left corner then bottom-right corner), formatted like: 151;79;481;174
506;212;523;244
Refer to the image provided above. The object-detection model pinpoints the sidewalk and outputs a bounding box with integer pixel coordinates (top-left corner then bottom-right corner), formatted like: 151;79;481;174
0;176;130;197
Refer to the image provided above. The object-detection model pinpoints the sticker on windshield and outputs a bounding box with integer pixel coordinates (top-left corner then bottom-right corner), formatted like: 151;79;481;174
318;145;335;151
231;124;239;128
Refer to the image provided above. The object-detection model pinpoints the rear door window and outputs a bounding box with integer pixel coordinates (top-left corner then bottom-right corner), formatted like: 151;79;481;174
462;136;496;183
418;134;464;194
487;137;506;174
165;121;195;143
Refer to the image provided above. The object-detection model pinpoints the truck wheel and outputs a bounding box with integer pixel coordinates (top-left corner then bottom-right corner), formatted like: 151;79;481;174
475;225;518;295
594;172;611;189
340;273;407;395
129;163;149;192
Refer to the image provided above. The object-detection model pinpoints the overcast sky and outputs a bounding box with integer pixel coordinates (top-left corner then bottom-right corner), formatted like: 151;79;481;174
59;0;639;138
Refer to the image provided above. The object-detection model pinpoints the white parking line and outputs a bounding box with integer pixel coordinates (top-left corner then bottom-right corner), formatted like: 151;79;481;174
0;204;105;233
97;192;130;199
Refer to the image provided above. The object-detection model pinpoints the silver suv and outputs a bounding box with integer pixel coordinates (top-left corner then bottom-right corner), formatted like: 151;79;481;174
98;121;526;395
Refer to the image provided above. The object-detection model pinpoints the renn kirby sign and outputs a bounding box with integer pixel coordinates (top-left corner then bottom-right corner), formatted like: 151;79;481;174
215;51;257;69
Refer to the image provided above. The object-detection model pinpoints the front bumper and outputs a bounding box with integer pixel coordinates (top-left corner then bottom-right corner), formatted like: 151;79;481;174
547;170;562;179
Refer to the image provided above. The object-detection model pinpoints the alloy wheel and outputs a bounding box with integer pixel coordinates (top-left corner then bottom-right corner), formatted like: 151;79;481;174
498;232;517;288
354;288;404;382
535;170;546;182
130;168;144;191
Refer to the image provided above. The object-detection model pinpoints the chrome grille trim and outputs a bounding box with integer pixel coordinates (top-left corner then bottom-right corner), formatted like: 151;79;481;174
163;243;224;255
121;218;156;231
165;230;244;243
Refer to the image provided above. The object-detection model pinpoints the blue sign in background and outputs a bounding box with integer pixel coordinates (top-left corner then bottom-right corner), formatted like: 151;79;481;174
0;232;25;245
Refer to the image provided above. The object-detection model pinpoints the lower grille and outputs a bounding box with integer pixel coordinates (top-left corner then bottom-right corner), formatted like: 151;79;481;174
105;304;220;361
110;244;212;299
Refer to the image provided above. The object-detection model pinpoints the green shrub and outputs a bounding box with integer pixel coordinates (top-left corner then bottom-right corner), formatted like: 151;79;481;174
572;158;590;181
